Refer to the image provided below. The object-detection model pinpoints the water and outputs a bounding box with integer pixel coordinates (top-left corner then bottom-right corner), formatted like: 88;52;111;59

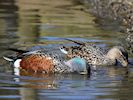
0;0;133;100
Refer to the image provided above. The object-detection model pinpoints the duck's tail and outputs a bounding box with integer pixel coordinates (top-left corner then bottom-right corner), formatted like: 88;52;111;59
64;38;85;45
7;48;27;53
3;48;26;62
3;56;14;62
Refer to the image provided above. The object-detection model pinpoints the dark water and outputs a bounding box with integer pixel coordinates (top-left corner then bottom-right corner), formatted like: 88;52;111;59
0;0;133;100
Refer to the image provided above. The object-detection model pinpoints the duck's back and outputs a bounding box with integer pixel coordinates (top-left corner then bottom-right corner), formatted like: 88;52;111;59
66;44;107;65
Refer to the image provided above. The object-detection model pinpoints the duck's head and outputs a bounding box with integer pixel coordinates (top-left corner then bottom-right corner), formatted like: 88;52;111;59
64;57;90;74
106;46;128;67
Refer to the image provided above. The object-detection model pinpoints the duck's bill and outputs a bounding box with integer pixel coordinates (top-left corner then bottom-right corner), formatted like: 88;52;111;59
121;60;128;67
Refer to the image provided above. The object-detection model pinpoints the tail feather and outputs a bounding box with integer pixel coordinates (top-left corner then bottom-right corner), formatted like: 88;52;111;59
64;38;85;45
4;48;26;62
3;56;14;62
7;48;28;53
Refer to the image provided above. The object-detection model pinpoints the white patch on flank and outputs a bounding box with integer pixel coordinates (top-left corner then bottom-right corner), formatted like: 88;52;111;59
59;48;68;54
14;59;22;68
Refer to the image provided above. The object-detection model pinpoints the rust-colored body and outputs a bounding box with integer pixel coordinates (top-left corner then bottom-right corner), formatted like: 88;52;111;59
20;55;54;73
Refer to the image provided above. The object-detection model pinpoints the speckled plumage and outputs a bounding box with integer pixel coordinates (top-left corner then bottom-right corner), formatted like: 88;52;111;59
4;48;90;74
62;44;107;65
61;39;128;67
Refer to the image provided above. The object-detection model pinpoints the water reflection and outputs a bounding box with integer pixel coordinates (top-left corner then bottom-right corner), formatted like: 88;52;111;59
20;88;37;100
0;0;18;33
0;0;18;50
0;0;125;47
0;66;133;100
15;0;41;42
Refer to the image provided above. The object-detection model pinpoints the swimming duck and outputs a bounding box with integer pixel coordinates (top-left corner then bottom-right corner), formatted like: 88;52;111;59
60;39;128;67
3;48;90;74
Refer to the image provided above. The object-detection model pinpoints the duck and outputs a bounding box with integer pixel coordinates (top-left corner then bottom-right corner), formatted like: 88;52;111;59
3;48;90;74
60;39;128;67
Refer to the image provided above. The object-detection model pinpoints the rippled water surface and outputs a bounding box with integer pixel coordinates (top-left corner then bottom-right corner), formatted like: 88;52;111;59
0;0;133;100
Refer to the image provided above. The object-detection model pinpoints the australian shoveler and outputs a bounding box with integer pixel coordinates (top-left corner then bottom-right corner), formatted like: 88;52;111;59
4;48;90;74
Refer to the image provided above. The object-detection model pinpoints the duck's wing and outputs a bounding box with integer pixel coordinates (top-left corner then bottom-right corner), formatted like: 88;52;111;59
64;38;86;46
7;48;28;53
64;38;108;53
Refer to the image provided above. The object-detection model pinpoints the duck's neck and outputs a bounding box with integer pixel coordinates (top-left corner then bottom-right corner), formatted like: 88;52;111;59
103;57;116;66
103;49;118;66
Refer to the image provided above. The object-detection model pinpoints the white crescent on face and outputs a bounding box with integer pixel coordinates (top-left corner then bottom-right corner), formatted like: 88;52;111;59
59;48;68;54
